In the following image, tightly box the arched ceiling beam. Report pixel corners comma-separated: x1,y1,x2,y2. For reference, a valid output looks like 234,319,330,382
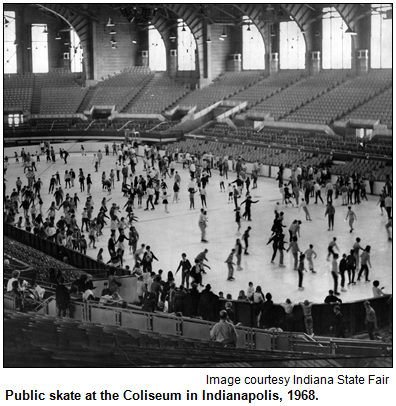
32,3,92,78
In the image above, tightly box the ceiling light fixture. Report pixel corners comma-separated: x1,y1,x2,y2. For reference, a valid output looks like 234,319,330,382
247,23,251,32
106,18,115,27
110,28,116,35
170,32,176,41
55,32,61,40
206,37,212,43
221,27,227,38
182,24,186,32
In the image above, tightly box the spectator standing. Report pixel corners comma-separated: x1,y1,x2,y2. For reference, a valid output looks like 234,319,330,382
55,276,70,317
364,301,377,340
333,305,345,338
299,300,314,337
280,299,295,331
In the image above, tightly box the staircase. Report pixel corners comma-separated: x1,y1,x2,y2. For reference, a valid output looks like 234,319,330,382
30,75,43,114
77,87,96,113
121,72,160,113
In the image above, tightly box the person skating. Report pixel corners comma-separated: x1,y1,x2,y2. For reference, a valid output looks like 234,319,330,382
345,206,357,233
325,202,335,231
198,209,208,242
225,249,236,281
304,244,317,273
240,195,259,221
297,253,307,290
331,253,341,295
242,226,251,255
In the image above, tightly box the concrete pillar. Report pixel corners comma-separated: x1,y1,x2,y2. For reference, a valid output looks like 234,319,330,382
138,50,148,67
356,49,369,76
310,51,321,75
169,49,177,78
270,52,279,74
63,53,71,70
227,54,241,72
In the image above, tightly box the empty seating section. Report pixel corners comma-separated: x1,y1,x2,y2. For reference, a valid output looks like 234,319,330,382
4,237,78,281
203,124,334,149
283,70,392,125
174,71,265,111
229,70,302,108
40,88,88,114
30,118,74,130
248,70,348,120
168,138,331,167
4,73,35,111
86,67,153,110
124,73,190,114
36,69,87,114
341,88,392,129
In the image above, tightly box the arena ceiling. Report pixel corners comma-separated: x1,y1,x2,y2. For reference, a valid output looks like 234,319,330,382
17,3,389,79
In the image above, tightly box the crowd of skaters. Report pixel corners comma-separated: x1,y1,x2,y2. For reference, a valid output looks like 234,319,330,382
3,143,392,339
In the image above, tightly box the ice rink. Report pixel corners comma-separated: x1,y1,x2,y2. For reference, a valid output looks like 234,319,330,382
4,145,392,304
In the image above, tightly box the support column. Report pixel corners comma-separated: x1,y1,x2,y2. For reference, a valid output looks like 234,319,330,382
310,51,321,75
138,50,148,67
169,49,177,78
227,54,241,72
270,52,279,74
204,23,212,80
356,49,369,75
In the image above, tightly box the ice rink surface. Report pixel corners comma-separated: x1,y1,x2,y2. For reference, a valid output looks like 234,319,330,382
5,148,392,304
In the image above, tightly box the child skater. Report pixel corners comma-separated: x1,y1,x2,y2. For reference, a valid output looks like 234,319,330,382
220,173,226,192
189,187,197,209
161,189,171,213
227,183,233,203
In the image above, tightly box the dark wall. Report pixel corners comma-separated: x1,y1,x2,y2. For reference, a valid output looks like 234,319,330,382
91,9,138,79
209,25,233,78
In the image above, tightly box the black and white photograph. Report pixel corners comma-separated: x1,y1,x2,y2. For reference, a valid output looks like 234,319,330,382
3,3,392,371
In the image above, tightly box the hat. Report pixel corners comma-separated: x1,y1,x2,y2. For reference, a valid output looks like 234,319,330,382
206,284,211,289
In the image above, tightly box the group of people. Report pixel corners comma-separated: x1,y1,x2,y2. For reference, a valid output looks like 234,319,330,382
4,142,392,343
